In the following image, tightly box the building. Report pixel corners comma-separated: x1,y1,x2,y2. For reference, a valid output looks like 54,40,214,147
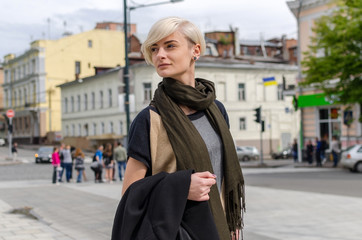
2,29,125,144
60,57,298,153
287,0,361,149
58,67,131,150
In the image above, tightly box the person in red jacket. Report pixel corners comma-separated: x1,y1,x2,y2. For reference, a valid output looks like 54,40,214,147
52,147,61,184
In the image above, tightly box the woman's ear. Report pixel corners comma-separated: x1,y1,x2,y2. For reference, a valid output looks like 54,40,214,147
193,43,201,58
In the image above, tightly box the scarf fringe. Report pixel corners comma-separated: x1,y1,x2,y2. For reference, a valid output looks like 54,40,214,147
225,183,246,233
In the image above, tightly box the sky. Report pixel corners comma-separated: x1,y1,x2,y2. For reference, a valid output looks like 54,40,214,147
0,0,297,62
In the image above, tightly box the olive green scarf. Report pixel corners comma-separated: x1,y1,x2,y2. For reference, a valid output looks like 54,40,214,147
151,77,245,239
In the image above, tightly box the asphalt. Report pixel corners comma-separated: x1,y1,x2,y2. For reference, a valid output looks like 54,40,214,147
1,151,362,240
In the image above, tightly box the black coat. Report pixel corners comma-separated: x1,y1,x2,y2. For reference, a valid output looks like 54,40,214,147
111,170,220,240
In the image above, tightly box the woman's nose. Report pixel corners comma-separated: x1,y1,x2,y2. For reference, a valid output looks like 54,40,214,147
156,47,166,59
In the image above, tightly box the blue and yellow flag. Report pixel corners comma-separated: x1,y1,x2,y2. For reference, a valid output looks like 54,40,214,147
263,77,277,86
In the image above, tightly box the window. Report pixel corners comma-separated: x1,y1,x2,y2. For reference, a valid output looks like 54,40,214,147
108,89,112,107
75,61,81,75
4,70,8,83
4,90,8,108
318,107,341,144
101,122,105,134
84,124,89,136
93,123,97,135
109,121,114,133
31,59,36,74
91,92,95,109
24,88,28,105
100,91,103,108
239,118,246,130
119,121,123,135
143,83,152,101
64,97,68,113
238,83,245,101
277,84,284,101
71,96,75,112
88,40,93,48
78,123,81,136
77,95,81,111
19,89,22,106
84,94,88,110
14,91,17,106
65,125,69,136
72,124,75,136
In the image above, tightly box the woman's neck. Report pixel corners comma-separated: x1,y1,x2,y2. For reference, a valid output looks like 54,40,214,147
179,105,196,115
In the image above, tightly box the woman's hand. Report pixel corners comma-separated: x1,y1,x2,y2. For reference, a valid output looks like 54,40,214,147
188,171,216,201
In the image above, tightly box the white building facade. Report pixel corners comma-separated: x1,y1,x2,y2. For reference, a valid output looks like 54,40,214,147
60,59,298,154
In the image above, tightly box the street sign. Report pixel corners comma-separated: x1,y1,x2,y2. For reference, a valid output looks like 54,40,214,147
6,109,15,118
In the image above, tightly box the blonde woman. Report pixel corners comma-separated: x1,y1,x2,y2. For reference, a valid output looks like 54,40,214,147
112,17,244,240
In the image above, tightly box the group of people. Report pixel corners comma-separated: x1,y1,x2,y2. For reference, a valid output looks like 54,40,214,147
90,141,127,183
51,143,87,184
305,136,340,167
51,141,127,185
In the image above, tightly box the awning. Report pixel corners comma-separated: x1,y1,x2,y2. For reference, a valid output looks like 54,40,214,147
298,93,333,108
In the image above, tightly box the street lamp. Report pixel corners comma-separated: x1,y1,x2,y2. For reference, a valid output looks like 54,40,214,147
122,0,183,137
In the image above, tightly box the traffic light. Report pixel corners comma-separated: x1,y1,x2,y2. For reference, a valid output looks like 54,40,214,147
292,95,298,111
254,107,261,123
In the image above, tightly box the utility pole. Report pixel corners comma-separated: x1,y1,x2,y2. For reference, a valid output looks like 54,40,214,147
47,88,54,132
296,0,304,163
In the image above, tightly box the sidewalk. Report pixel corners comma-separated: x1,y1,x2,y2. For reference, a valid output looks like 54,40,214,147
1,168,362,240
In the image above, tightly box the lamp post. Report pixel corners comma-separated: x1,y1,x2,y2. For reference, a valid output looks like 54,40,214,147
122,0,183,137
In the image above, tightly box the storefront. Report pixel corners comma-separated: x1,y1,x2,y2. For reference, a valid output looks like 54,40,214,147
298,93,361,149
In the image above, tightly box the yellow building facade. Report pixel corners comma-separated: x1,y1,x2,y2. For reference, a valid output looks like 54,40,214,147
2,29,125,143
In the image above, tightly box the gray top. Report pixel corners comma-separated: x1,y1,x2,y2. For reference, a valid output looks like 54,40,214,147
61,149,72,163
191,114,224,191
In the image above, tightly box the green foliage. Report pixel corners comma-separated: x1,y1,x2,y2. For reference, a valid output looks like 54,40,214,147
301,0,362,106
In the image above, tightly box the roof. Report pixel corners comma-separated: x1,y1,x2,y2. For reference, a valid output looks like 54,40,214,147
57,66,122,88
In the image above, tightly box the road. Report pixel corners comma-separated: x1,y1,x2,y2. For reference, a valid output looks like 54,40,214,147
0,145,362,240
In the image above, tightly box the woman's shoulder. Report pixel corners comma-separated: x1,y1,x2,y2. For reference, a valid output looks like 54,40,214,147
130,105,158,129
214,100,226,113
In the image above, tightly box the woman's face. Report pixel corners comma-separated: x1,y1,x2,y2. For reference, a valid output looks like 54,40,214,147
151,31,200,83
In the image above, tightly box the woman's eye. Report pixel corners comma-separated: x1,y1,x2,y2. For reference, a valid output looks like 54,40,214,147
151,48,157,52
167,44,175,49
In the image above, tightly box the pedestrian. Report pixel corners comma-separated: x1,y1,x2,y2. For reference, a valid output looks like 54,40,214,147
60,145,72,182
51,147,61,184
11,142,18,161
58,143,65,182
74,148,85,183
331,136,340,167
112,17,245,240
92,145,104,183
320,135,328,165
114,141,127,181
306,140,314,165
315,137,322,167
292,139,298,162
103,143,114,183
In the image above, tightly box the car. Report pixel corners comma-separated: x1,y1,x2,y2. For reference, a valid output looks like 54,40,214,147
341,144,362,173
35,146,53,163
272,147,293,159
0,138,5,146
236,146,259,161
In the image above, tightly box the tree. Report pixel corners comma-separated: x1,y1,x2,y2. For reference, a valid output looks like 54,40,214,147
301,0,362,107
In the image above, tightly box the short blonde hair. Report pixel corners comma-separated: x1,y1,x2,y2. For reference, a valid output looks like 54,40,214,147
141,17,206,65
